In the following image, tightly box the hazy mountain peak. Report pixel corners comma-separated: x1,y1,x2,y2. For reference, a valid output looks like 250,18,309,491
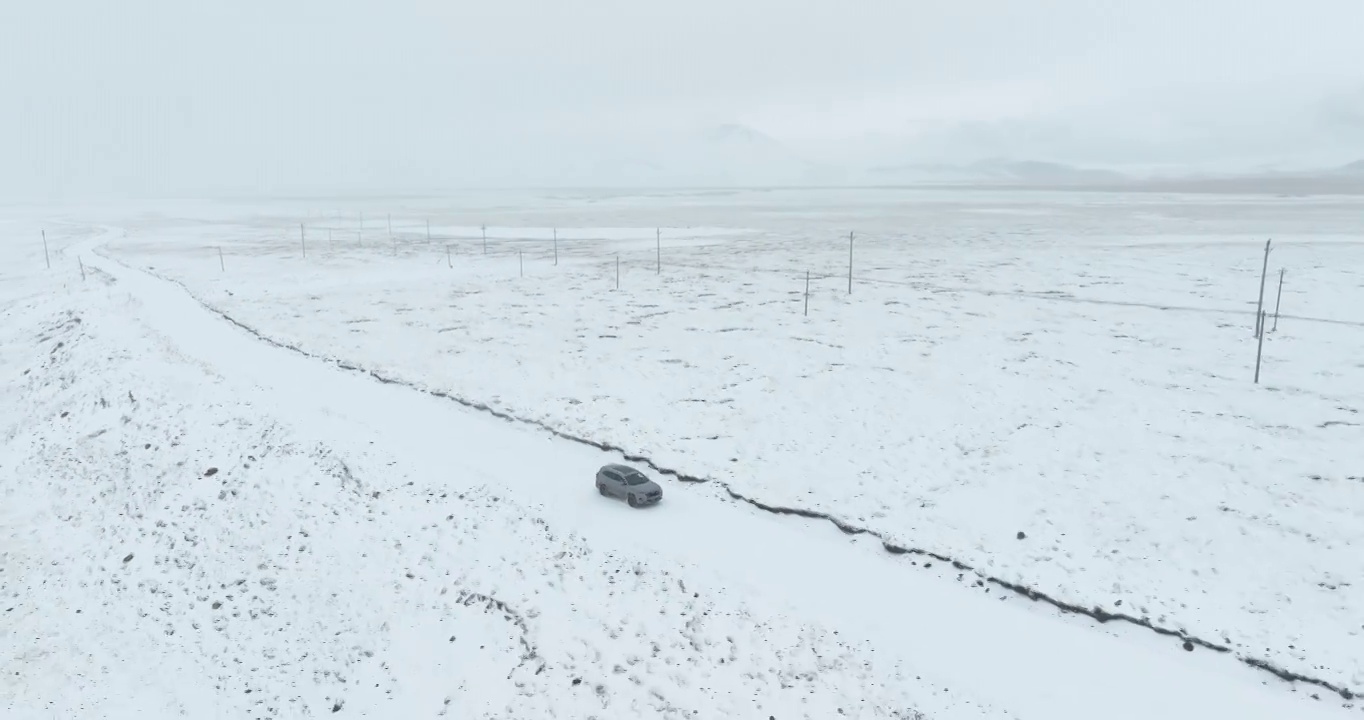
1336,159,1364,175
698,123,784,147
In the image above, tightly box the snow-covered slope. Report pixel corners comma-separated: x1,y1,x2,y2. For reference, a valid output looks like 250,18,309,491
1,226,984,719
5,200,1361,720
92,190,1364,707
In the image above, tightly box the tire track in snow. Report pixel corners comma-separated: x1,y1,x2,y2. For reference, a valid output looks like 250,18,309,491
121,257,1360,706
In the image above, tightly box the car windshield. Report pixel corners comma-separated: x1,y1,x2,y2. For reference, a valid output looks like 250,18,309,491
623,473,650,486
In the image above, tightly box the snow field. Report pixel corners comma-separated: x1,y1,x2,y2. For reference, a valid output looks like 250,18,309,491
1,235,980,719
102,190,1364,696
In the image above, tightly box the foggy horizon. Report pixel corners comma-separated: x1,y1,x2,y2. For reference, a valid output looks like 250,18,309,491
3,0,1363,199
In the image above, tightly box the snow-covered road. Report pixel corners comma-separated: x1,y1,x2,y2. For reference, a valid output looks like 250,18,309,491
71,223,1356,720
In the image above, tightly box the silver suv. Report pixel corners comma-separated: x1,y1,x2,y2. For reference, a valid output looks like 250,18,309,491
595,464,663,507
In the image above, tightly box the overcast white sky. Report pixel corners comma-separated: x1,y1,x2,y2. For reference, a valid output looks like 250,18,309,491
2,0,1362,196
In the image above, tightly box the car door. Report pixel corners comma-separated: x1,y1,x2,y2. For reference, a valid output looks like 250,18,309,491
602,469,624,498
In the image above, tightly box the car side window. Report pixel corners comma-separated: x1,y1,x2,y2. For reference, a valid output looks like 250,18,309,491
604,470,620,483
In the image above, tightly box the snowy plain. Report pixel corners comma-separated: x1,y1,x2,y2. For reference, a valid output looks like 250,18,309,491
103,189,1364,696
2,216,990,719
2,188,1362,719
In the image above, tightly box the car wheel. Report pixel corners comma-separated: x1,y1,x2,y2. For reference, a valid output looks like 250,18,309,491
598,483,608,496
627,494,638,508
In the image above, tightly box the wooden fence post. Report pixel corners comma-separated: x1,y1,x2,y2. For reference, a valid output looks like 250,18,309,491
1272,268,1285,332
1254,239,1271,337
1254,311,1267,383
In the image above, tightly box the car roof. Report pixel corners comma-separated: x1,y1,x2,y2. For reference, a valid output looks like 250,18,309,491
602,463,641,474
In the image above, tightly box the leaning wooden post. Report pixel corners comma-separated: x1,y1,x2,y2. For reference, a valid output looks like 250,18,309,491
79,257,86,281
1254,311,1267,384
301,223,307,258
42,230,51,269
218,246,225,271
1272,268,1285,332
1254,239,1271,337
553,228,558,266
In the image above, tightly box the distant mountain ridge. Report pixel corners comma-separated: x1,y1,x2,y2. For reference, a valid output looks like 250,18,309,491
865,159,1127,185
559,123,1364,190
1331,159,1364,175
